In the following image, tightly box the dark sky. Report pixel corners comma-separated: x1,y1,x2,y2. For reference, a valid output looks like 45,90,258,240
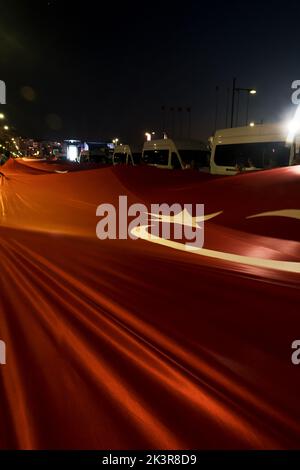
1,0,300,143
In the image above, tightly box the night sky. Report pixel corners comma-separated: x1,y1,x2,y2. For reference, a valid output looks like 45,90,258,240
1,0,300,143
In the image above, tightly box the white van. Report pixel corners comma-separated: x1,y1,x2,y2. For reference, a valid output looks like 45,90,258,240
142,138,210,170
210,124,295,175
79,142,113,164
112,145,141,166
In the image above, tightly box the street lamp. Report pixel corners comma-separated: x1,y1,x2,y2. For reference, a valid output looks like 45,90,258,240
0,113,5,120
230,78,257,127
3,125,9,130
244,89,257,125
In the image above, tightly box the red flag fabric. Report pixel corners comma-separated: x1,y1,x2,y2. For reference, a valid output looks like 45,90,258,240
0,158,300,449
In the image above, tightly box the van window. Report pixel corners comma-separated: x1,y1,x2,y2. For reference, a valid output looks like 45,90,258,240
142,149,169,165
114,152,127,164
214,142,290,169
179,149,210,169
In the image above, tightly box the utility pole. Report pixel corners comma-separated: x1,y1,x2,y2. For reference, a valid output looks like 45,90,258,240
214,86,219,134
187,107,191,139
235,89,240,127
225,87,230,128
230,77,236,128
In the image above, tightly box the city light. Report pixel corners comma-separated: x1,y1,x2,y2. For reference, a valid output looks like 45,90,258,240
67,144,78,161
3,125,8,130
249,89,257,95
249,122,255,127
286,104,300,143
145,132,151,141
0,113,4,119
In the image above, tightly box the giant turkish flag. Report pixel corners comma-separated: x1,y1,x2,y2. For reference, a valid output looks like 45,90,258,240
0,157,299,449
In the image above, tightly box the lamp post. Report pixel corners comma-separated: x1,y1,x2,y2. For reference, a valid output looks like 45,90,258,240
145,131,155,141
245,89,256,125
230,78,256,127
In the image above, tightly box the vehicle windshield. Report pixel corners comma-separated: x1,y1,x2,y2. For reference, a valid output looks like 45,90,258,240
142,149,169,165
88,146,112,163
178,149,210,169
214,141,290,169
114,153,127,164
